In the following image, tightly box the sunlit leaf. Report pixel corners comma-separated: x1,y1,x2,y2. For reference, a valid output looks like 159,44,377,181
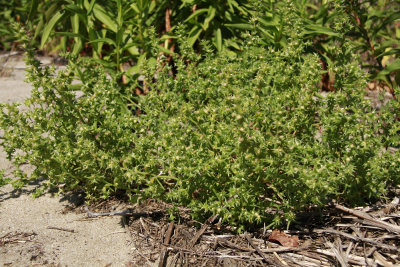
224,23,253,30
184,8,208,22
215,28,222,52
93,4,117,32
40,10,65,49
89,38,116,46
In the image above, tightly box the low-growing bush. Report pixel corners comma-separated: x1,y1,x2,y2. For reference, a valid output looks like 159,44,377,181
140,36,400,228
1,22,400,230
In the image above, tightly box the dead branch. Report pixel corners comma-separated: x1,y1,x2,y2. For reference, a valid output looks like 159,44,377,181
158,222,174,267
188,214,219,248
244,232,282,266
315,228,399,252
46,226,75,233
335,204,400,234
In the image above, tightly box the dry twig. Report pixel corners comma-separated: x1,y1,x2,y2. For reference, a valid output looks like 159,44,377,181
315,228,399,252
188,214,219,248
335,204,400,234
46,226,75,233
244,232,282,266
159,222,175,267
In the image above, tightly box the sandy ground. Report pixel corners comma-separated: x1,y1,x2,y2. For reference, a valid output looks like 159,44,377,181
0,54,135,266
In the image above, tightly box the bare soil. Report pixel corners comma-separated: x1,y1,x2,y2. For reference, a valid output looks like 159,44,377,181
0,53,399,267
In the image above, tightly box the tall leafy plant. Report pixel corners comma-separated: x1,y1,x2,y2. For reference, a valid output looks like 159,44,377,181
26,0,270,74
295,0,400,93
343,0,400,93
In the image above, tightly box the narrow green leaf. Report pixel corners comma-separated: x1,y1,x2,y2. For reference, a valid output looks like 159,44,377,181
130,3,140,13
148,0,156,13
116,28,124,47
215,28,222,52
160,34,178,41
87,0,96,15
55,32,86,39
258,17,279,27
203,6,216,31
229,0,248,15
34,16,44,39
64,4,85,14
374,60,400,82
184,8,208,22
383,60,400,74
225,39,241,50
71,14,83,56
224,23,253,30
303,24,340,37
40,11,65,49
91,58,117,68
127,46,140,56
93,4,117,32
127,54,146,75
157,45,174,54
378,48,400,58
44,3,60,21
117,0,122,27
120,41,138,53
89,38,116,46
188,27,203,47
27,0,39,22
373,11,400,36
68,83,83,91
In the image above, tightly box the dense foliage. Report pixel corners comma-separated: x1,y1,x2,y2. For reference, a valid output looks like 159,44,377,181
1,12,400,229
0,0,31,50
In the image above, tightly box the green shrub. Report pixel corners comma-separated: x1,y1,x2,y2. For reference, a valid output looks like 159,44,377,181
140,35,400,229
1,22,400,230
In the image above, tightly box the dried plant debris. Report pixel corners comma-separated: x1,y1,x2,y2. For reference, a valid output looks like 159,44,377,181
103,197,400,267
0,232,38,246
267,230,299,247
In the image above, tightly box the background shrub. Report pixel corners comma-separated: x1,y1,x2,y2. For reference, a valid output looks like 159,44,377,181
2,1,399,90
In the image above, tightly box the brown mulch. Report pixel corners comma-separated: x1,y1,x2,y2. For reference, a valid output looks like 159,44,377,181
80,191,400,267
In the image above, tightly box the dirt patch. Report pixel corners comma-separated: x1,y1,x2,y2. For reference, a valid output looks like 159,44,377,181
0,184,135,266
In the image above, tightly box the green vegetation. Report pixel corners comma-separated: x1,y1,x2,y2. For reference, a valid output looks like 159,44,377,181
0,1,399,230
0,0,31,50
